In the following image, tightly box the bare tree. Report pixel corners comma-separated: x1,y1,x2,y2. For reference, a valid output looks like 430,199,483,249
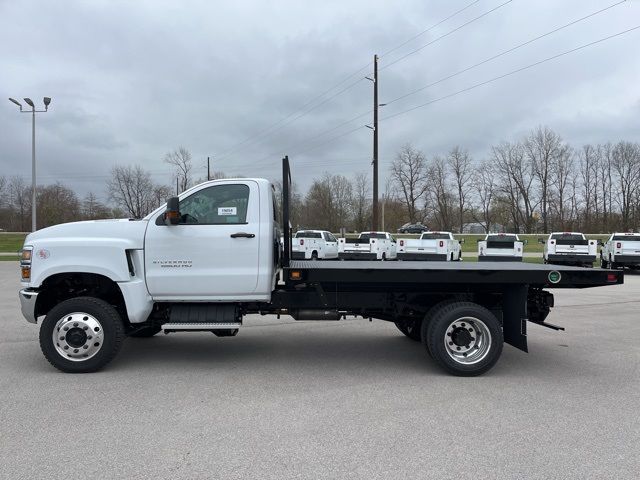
37,183,81,228
525,126,565,233
551,145,574,230
472,160,497,233
447,146,473,233
390,144,429,223
165,147,193,192
107,165,155,218
82,192,111,220
427,156,455,230
611,141,640,230
352,172,370,232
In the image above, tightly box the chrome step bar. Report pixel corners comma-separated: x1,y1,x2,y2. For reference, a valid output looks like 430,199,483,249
161,323,242,331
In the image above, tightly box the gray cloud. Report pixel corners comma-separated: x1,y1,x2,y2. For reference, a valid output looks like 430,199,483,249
1,0,639,199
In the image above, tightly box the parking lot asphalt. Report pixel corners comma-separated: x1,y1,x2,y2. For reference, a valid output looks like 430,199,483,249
1,262,639,480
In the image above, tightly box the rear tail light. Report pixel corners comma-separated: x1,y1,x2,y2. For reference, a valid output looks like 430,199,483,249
399,240,404,246
616,242,622,249
439,241,444,247
300,239,304,245
607,273,618,283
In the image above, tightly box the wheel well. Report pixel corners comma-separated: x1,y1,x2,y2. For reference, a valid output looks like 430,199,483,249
35,273,130,325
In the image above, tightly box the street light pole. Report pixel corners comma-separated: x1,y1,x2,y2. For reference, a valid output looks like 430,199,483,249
8,97,51,232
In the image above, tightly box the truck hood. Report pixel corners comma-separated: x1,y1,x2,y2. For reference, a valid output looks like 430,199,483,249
25,218,148,249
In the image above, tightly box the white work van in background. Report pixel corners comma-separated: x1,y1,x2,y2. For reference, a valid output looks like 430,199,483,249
601,233,640,269
397,231,462,261
291,230,339,260
478,233,524,261
338,231,397,260
540,232,596,267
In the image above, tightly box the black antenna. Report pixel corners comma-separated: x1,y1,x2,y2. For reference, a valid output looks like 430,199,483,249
282,155,291,267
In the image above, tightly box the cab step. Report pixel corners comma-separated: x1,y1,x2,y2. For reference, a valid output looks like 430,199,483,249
161,322,242,331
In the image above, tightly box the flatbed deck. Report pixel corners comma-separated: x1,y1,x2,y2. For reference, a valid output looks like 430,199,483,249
286,260,622,288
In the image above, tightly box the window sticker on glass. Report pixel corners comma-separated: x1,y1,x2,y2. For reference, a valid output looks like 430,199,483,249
218,207,237,216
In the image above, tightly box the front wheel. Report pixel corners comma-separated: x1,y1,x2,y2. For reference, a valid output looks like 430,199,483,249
39,296,125,373
424,302,503,376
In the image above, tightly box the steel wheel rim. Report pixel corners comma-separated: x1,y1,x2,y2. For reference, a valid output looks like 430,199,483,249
52,312,104,362
443,316,492,365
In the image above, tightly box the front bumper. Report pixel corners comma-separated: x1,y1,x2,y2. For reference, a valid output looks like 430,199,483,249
478,255,523,262
397,253,447,261
547,254,596,264
19,289,39,324
339,252,378,260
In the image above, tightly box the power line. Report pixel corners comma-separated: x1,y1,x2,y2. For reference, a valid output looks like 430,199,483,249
214,0,483,163
381,25,640,123
381,0,515,71
380,0,481,58
383,0,627,107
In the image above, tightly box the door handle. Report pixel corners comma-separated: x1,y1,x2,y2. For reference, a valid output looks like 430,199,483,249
230,232,255,238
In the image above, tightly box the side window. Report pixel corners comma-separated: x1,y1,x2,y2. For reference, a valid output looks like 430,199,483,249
323,232,331,242
179,184,250,225
328,233,337,242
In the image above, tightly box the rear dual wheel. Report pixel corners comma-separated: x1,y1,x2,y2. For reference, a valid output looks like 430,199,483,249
421,301,503,376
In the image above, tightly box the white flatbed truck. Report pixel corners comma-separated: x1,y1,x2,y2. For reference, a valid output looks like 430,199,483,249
18,157,623,376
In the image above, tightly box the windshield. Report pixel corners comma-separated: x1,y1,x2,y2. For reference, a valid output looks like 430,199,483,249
421,233,450,240
295,231,322,239
612,235,640,242
359,233,386,240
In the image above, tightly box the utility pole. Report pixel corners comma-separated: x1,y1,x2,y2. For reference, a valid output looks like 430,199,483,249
8,97,51,232
176,177,179,195
372,54,379,231
207,156,211,181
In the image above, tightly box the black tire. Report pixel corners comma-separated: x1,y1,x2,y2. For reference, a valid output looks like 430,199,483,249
39,296,125,373
424,301,503,376
395,319,422,341
129,325,162,338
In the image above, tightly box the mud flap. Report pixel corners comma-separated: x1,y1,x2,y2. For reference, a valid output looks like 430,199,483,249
502,285,528,352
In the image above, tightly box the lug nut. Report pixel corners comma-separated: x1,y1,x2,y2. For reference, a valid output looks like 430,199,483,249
60,336,65,341
73,323,78,327
94,342,100,347
94,327,100,332
456,346,461,351
73,349,79,353
83,326,88,330
63,345,69,350
63,327,69,331
449,342,453,346
83,345,88,349
83,316,88,321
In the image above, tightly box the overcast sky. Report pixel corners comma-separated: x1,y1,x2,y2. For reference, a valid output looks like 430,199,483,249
1,0,639,201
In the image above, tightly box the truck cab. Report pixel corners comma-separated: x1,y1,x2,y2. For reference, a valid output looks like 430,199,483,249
291,230,339,260
397,231,462,261
478,233,524,262
541,232,596,267
337,231,397,260
601,233,640,269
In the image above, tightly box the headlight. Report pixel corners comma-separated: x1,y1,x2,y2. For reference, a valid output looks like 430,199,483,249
20,246,33,281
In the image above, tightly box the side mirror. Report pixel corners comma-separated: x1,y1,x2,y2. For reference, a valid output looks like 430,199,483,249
476,238,482,243
523,239,528,246
458,238,465,244
538,238,545,244
164,196,181,225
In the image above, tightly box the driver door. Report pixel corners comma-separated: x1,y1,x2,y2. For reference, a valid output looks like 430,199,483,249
145,181,260,300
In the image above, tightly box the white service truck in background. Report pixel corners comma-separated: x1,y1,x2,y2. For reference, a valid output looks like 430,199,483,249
397,231,462,261
478,233,524,262
291,230,339,260
338,232,397,260
541,232,596,267
601,233,640,269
